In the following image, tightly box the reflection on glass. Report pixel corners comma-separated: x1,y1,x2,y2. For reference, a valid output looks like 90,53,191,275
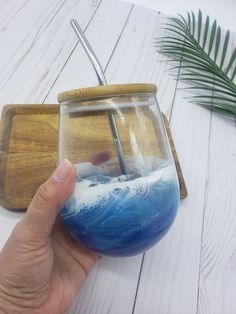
58,85,179,257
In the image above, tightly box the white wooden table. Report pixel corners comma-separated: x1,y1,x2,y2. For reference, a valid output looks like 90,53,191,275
0,1,236,313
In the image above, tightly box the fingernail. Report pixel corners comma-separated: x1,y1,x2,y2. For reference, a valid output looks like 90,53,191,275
53,159,72,182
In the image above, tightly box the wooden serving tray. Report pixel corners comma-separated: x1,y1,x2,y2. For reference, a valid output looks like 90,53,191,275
0,104,187,210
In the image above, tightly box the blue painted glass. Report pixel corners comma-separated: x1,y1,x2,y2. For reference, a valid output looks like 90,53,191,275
60,161,179,257
58,84,180,257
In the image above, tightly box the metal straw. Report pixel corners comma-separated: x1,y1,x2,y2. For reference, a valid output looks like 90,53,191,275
70,19,127,175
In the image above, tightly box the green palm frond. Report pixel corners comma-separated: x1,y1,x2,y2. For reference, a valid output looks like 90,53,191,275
155,10,236,117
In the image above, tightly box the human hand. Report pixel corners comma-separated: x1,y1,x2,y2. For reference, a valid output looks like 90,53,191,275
0,159,99,314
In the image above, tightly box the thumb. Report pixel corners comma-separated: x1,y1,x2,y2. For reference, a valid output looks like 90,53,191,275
23,159,76,236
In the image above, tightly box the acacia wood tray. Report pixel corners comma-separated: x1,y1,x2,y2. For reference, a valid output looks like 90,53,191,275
0,104,187,210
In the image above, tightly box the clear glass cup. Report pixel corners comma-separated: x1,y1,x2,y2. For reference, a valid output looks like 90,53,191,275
58,83,179,257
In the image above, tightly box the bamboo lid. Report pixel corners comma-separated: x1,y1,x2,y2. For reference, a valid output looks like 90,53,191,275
57,83,157,103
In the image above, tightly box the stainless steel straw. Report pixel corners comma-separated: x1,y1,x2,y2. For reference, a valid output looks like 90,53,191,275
70,19,127,175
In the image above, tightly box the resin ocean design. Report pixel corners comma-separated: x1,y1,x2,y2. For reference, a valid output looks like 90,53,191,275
60,160,179,257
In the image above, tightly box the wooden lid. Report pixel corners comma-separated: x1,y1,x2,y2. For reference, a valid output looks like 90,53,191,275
57,83,157,103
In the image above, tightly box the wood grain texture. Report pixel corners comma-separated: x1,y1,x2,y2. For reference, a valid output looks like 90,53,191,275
0,0,29,29
67,5,189,314
0,0,102,109
57,83,157,102
198,114,236,314
0,105,59,209
197,32,236,314
0,103,186,211
0,0,68,102
104,7,177,116
162,114,187,199
133,80,212,313
132,17,236,314
0,0,235,313
44,3,146,314
71,255,144,314
45,0,134,102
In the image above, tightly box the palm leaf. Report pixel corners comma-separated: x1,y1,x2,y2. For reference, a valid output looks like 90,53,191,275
155,10,236,117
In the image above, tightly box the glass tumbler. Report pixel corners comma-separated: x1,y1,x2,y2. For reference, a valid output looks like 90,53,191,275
58,83,179,257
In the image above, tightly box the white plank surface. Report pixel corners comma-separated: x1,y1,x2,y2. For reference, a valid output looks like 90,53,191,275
68,5,180,314
0,0,68,96
198,32,236,314
44,1,145,313
0,0,102,245
0,0,102,108
133,85,211,314
45,0,133,101
104,7,177,116
0,1,236,314
198,113,236,314
0,0,29,28
124,0,236,32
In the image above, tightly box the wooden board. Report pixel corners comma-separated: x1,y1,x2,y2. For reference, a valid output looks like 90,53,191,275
0,104,187,210
0,105,59,209
0,1,235,313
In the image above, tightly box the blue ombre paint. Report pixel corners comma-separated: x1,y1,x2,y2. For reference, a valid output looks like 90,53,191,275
60,163,179,257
